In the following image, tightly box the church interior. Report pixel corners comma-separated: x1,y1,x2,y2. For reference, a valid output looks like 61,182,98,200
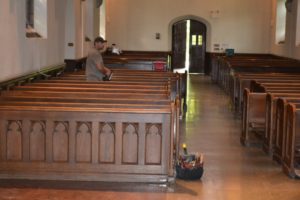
1,0,300,199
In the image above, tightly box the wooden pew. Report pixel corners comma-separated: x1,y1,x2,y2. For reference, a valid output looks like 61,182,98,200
282,104,300,178
235,75,300,104
6,81,175,103
63,68,186,89
0,89,180,182
103,51,170,71
26,82,167,90
3,76,180,157
0,96,171,107
10,86,169,97
241,87,300,146
0,66,184,182
1,83,172,103
211,54,280,83
264,94,300,155
0,102,177,183
1,90,168,100
214,57,300,92
241,88,266,146
46,70,188,114
235,76,300,113
212,53,300,104
252,82,300,93
55,70,180,96
63,69,181,84
65,51,171,72
73,68,175,76
211,54,300,179
272,99,300,164
61,69,188,112
37,79,169,86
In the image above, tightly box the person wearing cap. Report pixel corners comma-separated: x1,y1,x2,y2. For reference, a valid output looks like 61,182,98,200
86,36,113,81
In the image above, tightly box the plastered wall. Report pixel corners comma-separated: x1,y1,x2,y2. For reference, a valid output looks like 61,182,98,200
0,0,99,82
0,0,66,81
106,0,272,53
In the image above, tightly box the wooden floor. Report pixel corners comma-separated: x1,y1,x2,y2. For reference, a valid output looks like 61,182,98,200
1,75,300,200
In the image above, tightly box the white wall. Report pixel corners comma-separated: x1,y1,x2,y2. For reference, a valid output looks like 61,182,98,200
106,0,272,53
86,0,94,40
5,0,299,82
64,0,85,60
0,0,102,82
0,0,66,82
64,0,76,59
99,0,106,38
65,0,99,60
270,0,300,59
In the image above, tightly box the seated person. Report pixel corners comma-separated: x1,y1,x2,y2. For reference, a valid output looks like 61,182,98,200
86,37,113,81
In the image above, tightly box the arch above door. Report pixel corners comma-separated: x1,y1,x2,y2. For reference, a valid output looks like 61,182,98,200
168,15,211,52
170,16,211,73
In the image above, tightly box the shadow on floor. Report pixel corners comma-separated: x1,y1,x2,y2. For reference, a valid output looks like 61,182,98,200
0,179,200,196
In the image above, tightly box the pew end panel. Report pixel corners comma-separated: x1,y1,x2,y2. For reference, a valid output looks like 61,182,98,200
0,108,175,183
273,100,300,164
237,79,252,114
273,98,288,164
241,88,266,146
263,93,276,155
282,104,299,178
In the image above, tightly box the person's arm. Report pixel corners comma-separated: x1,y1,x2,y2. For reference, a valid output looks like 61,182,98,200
96,62,111,75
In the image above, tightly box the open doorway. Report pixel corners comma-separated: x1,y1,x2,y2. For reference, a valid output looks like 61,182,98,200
172,19,207,73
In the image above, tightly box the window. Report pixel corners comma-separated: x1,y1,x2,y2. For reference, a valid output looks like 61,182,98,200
26,0,34,29
198,35,203,46
296,0,300,46
275,0,287,44
192,35,197,46
191,35,203,46
26,0,48,38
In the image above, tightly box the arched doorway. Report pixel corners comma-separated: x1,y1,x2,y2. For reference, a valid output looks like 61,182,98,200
172,19,207,73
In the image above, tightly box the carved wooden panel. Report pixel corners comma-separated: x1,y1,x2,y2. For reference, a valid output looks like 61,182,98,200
122,123,138,164
30,121,46,161
53,122,69,162
6,120,22,161
99,122,115,163
76,122,92,163
145,124,162,165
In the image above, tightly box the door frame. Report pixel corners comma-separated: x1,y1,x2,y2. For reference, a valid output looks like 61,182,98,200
168,15,211,51
168,15,211,71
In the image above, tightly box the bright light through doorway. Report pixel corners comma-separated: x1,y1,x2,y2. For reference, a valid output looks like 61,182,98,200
185,20,191,72
174,20,191,73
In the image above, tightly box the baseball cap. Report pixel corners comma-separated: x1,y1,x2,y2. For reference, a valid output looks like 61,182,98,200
94,36,107,44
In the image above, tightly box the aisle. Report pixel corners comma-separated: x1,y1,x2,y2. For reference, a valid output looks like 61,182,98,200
177,75,300,200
